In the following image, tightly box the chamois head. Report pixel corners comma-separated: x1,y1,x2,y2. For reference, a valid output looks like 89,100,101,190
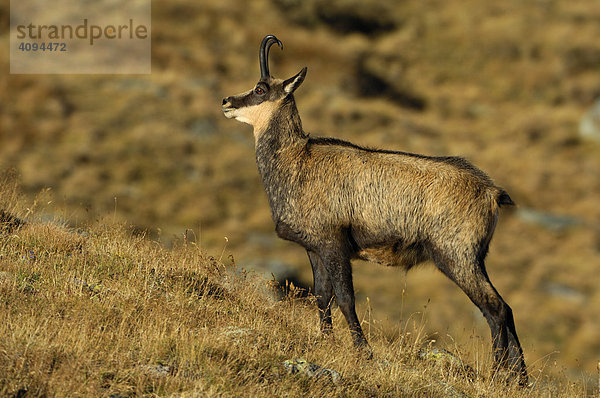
222,35,307,135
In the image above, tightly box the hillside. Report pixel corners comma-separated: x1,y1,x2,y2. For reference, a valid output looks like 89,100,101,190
1,0,600,389
0,202,588,396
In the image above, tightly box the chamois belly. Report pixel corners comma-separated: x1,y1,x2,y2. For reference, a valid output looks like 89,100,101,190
355,241,428,269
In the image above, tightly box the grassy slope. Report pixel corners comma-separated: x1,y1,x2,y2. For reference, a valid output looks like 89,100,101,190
0,208,588,396
1,0,600,388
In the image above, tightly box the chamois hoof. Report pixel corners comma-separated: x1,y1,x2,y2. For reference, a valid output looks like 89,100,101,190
357,344,374,360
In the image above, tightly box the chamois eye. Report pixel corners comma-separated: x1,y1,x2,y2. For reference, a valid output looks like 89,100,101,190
255,87,265,95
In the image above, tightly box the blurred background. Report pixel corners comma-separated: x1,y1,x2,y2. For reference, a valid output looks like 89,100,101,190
1,0,599,383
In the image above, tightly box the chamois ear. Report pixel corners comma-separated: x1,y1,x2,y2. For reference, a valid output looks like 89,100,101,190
283,67,307,95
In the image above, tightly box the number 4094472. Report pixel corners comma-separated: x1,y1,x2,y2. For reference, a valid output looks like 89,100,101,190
18,42,67,52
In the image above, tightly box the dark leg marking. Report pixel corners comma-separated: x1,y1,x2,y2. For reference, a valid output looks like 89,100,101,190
433,253,527,385
307,250,334,334
316,244,371,356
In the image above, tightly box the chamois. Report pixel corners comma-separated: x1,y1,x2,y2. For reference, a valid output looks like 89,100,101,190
221,35,527,384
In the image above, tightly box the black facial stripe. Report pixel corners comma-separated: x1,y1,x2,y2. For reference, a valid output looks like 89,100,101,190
228,80,284,108
229,89,266,108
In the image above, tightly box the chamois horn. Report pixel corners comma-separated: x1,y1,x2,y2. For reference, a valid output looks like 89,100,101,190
259,35,283,79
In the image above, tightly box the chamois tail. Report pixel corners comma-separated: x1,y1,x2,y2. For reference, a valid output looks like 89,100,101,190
497,189,515,207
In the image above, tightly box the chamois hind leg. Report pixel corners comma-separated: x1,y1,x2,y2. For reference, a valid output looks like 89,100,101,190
316,245,371,355
433,253,527,385
307,250,334,334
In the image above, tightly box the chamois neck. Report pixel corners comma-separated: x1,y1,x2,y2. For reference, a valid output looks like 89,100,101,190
255,97,307,153
256,96,308,215
254,97,308,200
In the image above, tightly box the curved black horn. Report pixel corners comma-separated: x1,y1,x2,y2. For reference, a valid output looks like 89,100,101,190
259,35,283,79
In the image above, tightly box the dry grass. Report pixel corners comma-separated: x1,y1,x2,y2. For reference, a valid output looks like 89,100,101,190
0,201,590,396
1,0,600,390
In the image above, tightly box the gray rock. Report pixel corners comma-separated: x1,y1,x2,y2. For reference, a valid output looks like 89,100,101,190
140,364,171,378
544,282,586,304
282,358,341,384
579,99,600,143
516,207,582,231
221,326,253,339
419,348,463,366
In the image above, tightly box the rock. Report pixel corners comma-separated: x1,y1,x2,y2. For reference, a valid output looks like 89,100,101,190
140,364,171,378
419,348,463,365
516,208,582,231
221,326,253,339
282,358,341,384
544,282,586,304
579,99,600,143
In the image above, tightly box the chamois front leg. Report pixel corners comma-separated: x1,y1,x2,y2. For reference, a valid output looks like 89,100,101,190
307,250,334,334
316,245,372,357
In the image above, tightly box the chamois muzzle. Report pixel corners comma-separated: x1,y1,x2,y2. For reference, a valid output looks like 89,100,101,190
259,35,283,79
